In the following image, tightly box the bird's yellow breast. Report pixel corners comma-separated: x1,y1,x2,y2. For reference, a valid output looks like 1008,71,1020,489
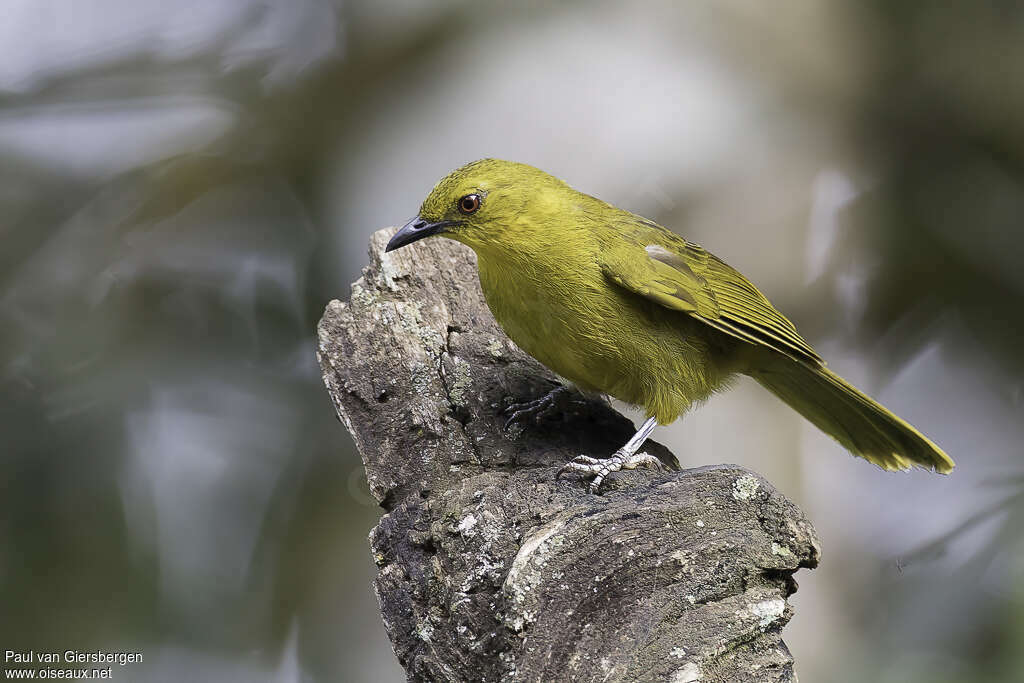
477,256,604,391
475,249,732,424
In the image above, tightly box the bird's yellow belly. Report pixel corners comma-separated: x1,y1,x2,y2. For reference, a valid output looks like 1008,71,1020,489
477,260,727,424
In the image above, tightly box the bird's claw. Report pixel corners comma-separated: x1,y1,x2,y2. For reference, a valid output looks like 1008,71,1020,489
503,385,582,432
556,451,664,493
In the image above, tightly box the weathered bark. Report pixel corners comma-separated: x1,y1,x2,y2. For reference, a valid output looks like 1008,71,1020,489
316,229,821,683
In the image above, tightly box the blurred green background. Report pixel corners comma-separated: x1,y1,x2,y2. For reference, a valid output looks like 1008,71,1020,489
1,1,1022,681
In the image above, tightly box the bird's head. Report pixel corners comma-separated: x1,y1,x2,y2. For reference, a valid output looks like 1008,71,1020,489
386,159,584,257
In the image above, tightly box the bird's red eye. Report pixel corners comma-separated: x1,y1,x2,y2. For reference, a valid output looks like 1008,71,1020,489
458,194,481,214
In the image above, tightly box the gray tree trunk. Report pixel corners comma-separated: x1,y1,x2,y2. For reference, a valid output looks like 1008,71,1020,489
316,229,821,683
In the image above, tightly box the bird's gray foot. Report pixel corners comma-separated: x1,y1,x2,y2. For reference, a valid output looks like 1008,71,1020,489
503,385,583,431
556,450,665,493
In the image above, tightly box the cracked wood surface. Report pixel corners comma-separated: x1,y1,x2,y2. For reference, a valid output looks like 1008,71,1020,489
316,228,821,683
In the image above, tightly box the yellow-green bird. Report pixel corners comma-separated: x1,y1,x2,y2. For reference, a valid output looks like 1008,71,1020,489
386,159,954,491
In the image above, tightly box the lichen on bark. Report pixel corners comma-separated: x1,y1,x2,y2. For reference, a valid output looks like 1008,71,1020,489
317,229,821,682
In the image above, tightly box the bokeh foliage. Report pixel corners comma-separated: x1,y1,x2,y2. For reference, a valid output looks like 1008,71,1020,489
1,2,1021,681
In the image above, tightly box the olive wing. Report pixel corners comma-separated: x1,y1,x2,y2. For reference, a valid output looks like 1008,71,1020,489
599,226,823,366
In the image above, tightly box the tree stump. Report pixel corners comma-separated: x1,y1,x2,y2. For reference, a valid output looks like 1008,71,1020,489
316,228,821,683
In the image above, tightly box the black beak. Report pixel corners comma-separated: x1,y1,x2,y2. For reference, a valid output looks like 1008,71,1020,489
385,217,459,253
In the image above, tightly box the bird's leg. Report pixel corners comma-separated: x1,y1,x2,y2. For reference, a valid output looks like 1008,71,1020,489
503,384,584,431
557,416,663,493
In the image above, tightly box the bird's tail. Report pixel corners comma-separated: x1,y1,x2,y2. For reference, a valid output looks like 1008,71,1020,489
750,360,954,473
